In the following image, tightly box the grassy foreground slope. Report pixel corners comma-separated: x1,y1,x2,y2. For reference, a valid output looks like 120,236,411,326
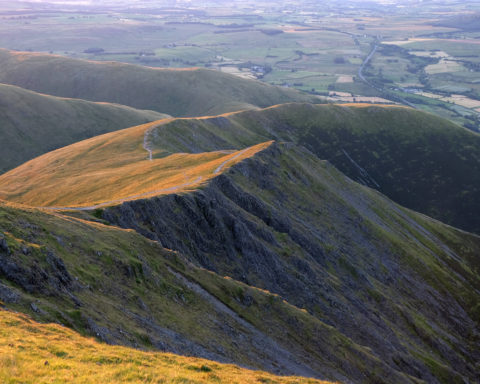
0,83,168,173
0,201,413,383
0,309,330,384
0,49,318,117
145,103,480,234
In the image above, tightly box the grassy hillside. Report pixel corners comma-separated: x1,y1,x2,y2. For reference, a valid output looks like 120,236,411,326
0,309,332,384
0,83,168,173
143,103,480,234
0,49,318,117
0,117,272,207
1,102,479,382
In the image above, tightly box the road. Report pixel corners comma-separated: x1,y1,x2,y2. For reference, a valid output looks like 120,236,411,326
358,44,378,84
358,43,417,109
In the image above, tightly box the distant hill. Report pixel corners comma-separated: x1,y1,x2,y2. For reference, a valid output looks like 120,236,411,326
0,49,318,117
0,83,168,173
432,13,480,31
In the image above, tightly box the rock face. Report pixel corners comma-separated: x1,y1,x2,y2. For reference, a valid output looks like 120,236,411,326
0,282,20,303
0,247,73,296
104,142,480,384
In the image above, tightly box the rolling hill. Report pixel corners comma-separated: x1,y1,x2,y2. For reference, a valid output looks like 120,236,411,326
0,117,272,208
0,103,479,382
0,49,318,117
0,83,168,173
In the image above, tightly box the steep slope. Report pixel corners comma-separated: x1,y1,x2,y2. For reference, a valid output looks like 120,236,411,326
0,309,333,384
1,103,479,383
0,49,318,117
103,142,480,384
0,201,412,383
141,103,480,234
0,83,168,173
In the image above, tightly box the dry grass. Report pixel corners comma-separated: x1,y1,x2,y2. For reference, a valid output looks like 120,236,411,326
0,119,272,208
0,309,330,384
335,75,354,84
425,59,464,74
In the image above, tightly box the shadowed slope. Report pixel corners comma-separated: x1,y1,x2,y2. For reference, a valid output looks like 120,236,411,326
0,83,168,173
143,103,480,234
0,49,318,117
0,201,412,383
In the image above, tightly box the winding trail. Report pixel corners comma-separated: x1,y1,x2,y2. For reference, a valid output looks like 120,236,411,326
143,126,154,161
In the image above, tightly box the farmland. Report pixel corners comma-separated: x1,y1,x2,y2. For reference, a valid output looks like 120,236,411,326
0,0,479,129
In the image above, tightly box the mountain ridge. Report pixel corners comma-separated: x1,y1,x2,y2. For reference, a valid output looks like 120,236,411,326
0,48,319,118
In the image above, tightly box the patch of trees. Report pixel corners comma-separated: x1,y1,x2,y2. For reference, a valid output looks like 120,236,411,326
84,47,104,54
217,23,255,28
464,114,480,132
214,29,253,34
238,61,272,77
259,29,283,36
462,61,480,72
295,50,319,57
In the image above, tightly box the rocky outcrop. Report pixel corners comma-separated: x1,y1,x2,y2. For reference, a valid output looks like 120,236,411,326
0,282,20,304
0,247,73,296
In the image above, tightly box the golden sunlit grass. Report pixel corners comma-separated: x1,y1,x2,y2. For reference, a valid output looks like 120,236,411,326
0,309,330,384
0,118,272,208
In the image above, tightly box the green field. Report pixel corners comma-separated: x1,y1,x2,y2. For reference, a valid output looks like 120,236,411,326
1,0,478,129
